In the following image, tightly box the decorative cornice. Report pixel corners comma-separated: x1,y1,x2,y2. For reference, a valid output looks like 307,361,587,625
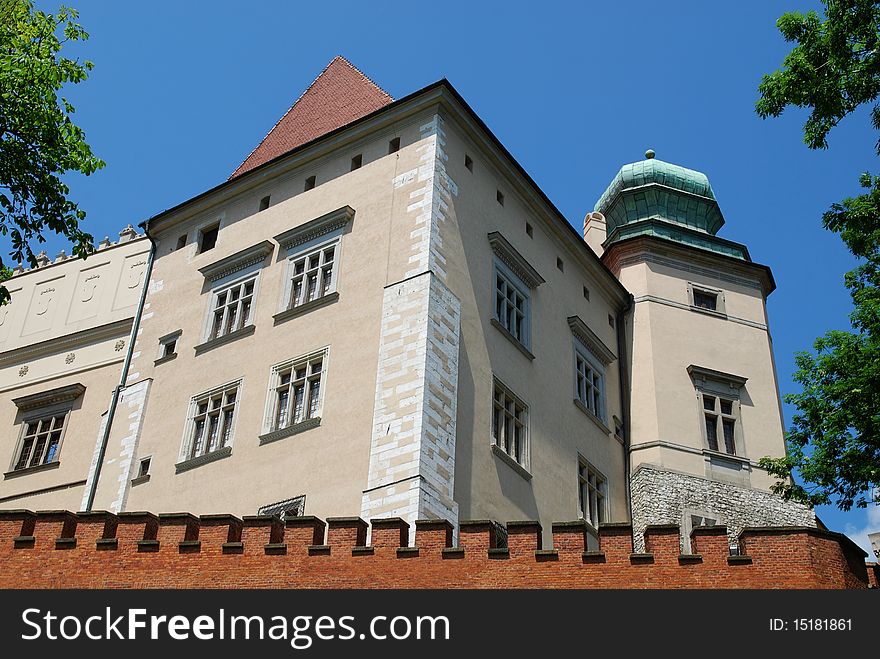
198,240,274,282
567,315,616,364
687,364,748,389
487,232,544,288
12,383,86,412
0,318,133,366
274,206,355,251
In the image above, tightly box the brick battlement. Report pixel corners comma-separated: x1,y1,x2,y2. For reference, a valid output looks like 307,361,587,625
0,510,873,589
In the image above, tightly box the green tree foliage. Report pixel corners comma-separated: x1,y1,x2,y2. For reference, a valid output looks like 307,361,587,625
0,0,103,304
756,0,880,510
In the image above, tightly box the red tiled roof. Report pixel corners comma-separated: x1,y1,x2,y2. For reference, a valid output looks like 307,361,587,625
229,56,393,179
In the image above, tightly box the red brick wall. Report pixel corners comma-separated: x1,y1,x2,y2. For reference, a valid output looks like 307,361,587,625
0,511,873,589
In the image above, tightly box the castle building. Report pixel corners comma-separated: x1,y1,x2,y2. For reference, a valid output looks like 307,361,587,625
0,57,813,549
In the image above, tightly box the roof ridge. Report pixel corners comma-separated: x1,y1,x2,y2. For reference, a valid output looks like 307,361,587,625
229,56,393,180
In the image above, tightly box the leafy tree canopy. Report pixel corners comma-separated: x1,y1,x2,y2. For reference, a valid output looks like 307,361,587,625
756,0,880,510
0,0,103,304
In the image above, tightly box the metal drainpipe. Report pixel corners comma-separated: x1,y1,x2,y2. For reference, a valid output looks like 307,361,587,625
616,293,635,526
83,223,157,512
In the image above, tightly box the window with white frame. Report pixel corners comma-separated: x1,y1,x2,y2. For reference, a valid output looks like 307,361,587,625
267,351,326,433
9,383,84,474
209,277,256,340
13,412,68,471
701,393,738,455
574,343,606,422
494,265,529,346
492,379,528,468
578,459,607,528
286,240,338,310
688,365,747,458
185,382,239,460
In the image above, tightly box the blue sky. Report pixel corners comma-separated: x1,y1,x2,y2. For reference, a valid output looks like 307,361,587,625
22,0,877,555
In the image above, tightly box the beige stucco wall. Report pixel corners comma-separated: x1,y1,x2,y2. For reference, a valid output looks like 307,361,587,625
613,245,786,492
438,113,629,532
0,234,148,509
101,112,443,518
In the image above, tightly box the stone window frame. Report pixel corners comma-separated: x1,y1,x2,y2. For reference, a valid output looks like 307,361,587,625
259,348,329,445
6,384,85,478
688,365,748,458
155,329,182,365
259,495,306,521
490,376,531,477
488,231,544,358
577,456,608,530
567,315,615,432
176,379,242,473
273,206,354,324
687,281,727,318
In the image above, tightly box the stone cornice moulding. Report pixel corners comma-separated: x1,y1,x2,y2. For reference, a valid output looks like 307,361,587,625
0,318,133,367
567,315,616,365
687,364,748,390
487,232,544,289
274,206,355,251
12,382,86,412
198,240,275,282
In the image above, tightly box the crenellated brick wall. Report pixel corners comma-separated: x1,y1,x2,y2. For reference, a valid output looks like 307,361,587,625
0,510,873,589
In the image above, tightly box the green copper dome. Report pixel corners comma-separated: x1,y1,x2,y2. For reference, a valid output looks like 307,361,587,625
594,151,748,260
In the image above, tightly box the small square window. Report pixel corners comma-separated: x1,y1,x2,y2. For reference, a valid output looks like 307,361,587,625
304,175,316,191
465,154,473,172
693,290,717,311
137,456,151,478
388,137,400,154
199,225,219,253
163,338,177,357
608,314,615,328
557,257,564,272
496,190,505,206
176,234,187,250
583,286,591,301
259,195,271,211
351,154,362,171
525,222,533,238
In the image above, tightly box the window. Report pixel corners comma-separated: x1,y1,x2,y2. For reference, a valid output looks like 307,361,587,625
259,496,306,521
583,285,590,301
259,195,271,211
137,457,151,478
286,241,338,310
496,190,505,205
556,257,564,272
464,154,473,171
157,330,181,362
578,460,607,528
702,393,738,455
8,383,84,475
185,383,239,460
608,314,615,328
199,224,219,253
494,267,529,345
388,137,400,154
688,283,726,316
574,344,606,422
13,412,67,471
688,365,748,458
492,379,528,468
209,277,256,339
176,234,187,250
488,232,545,353
350,154,362,171
525,222,533,238
270,352,325,431
304,175,316,191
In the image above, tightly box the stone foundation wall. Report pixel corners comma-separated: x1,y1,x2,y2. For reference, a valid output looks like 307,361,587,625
631,464,815,551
